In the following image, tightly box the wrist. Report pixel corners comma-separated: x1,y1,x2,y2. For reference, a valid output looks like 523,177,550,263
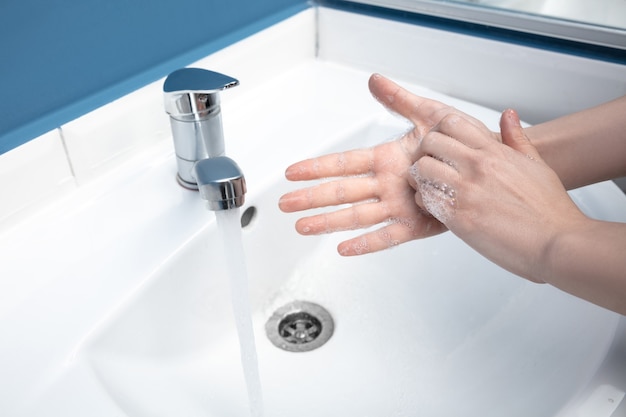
536,211,591,286
539,215,622,306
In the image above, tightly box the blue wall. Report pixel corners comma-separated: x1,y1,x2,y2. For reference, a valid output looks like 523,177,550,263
0,0,309,154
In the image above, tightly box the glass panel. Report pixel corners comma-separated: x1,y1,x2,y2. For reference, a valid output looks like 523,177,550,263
449,0,626,30
343,0,626,50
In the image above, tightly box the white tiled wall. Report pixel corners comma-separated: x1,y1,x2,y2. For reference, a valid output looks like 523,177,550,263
0,130,76,231
61,83,172,186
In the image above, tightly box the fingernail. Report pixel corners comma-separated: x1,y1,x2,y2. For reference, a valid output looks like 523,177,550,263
278,194,293,209
504,109,521,126
279,191,295,200
284,165,301,178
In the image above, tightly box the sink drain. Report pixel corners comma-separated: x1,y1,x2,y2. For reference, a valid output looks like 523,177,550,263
265,301,334,352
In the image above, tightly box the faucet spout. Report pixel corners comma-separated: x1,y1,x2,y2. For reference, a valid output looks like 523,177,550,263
163,68,239,190
193,156,246,211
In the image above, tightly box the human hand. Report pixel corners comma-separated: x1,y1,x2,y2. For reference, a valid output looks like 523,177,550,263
410,108,588,282
279,74,489,256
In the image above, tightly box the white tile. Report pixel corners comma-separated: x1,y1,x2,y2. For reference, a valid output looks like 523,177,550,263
0,130,76,231
60,9,316,186
61,82,172,185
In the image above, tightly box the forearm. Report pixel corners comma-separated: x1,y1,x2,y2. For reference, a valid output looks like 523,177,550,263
543,218,626,315
525,95,626,190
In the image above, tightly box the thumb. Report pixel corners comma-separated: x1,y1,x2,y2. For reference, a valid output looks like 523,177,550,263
500,109,541,160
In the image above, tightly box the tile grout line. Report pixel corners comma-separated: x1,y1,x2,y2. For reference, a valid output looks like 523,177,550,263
57,126,78,185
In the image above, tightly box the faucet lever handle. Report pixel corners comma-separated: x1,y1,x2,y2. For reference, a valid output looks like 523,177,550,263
164,68,239,94
163,68,239,120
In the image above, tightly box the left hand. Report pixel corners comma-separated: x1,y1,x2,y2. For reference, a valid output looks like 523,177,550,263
278,74,485,255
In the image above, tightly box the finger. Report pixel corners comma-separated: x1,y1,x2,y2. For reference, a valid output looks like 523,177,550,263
337,215,447,256
368,74,490,136
416,130,476,172
410,156,461,193
278,176,378,213
500,109,542,161
410,157,460,223
368,74,450,131
285,148,374,181
431,113,496,150
293,201,388,235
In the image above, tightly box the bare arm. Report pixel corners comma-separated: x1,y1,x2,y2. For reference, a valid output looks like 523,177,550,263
545,218,626,314
525,96,626,312
527,95,626,190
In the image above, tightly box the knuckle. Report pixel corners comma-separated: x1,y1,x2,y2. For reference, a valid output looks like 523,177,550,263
438,113,461,131
420,132,435,149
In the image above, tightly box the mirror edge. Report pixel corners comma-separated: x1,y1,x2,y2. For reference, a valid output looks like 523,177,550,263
332,0,626,51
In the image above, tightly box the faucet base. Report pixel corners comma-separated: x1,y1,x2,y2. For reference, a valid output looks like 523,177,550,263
176,174,199,191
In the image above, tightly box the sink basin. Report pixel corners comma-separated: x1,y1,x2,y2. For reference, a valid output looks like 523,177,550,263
14,73,622,415
78,180,619,417
2,9,626,417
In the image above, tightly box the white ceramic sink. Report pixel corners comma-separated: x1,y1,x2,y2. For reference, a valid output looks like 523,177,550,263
6,66,624,416
79,182,621,417
1,9,626,417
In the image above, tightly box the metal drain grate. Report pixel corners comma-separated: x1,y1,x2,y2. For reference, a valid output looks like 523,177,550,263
265,301,334,352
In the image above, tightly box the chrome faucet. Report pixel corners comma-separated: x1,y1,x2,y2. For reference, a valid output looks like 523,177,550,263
164,68,246,210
